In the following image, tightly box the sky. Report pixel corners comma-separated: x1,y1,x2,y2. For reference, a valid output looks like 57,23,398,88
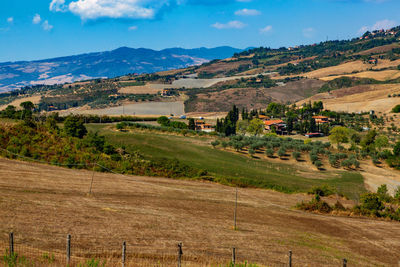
0,0,399,62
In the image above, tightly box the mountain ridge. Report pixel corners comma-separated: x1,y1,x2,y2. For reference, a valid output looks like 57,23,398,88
0,46,244,92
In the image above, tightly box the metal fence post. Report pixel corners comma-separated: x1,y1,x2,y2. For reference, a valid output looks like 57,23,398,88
9,232,14,256
66,234,71,266
288,250,292,267
343,258,347,267
122,241,126,267
177,242,183,267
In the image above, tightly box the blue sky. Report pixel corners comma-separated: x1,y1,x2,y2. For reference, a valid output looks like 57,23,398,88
0,0,399,62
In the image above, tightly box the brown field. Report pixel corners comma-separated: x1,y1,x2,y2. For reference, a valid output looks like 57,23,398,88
118,84,161,94
1,158,400,266
186,79,324,112
0,95,42,110
356,43,400,55
196,60,252,76
321,69,400,82
297,84,400,113
303,61,370,79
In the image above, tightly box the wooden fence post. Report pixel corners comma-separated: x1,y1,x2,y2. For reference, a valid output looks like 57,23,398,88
177,242,183,267
9,232,14,256
122,241,126,267
232,247,236,266
343,258,347,267
234,187,238,230
288,250,292,267
66,234,71,266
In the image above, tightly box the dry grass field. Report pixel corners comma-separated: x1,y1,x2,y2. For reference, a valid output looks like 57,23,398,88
1,158,400,266
297,84,400,113
321,69,400,82
0,95,41,111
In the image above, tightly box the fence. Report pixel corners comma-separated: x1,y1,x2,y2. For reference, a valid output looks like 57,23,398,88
1,232,349,267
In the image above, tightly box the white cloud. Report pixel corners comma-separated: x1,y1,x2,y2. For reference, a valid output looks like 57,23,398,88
33,14,42,24
128,25,138,31
303,27,315,38
212,20,246,29
234,8,260,16
50,0,67,12
358,19,397,34
260,25,272,34
66,0,165,20
7,17,14,24
42,20,54,31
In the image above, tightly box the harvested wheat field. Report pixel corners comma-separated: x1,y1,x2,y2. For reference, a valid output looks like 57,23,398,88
321,69,400,82
1,158,400,266
297,84,400,113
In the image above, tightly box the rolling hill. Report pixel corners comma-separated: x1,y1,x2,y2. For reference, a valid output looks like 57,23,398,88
0,46,243,92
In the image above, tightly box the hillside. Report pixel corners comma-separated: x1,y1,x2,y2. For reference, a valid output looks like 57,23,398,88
2,27,400,115
2,157,400,266
0,46,243,92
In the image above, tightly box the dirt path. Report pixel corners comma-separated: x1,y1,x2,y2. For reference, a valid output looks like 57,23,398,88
0,158,400,266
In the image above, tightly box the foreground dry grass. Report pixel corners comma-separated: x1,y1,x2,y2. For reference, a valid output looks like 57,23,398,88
1,158,400,266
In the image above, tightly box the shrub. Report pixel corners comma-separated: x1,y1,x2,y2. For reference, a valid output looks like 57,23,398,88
277,148,286,158
392,104,400,113
314,160,323,169
211,140,220,148
292,151,301,161
265,148,274,158
360,193,384,212
296,196,332,213
248,148,255,157
309,152,318,163
308,185,335,196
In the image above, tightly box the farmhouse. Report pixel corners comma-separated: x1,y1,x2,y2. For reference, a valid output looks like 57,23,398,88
312,115,329,124
195,120,214,132
264,119,287,135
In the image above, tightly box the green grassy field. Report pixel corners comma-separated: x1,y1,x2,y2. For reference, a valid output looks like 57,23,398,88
87,124,366,199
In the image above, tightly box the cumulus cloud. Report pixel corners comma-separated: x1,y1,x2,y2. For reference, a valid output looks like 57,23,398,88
7,17,14,24
128,25,138,31
212,20,246,29
50,0,244,20
42,20,54,31
358,19,397,34
260,25,272,34
234,8,260,16
50,0,67,12
33,14,42,24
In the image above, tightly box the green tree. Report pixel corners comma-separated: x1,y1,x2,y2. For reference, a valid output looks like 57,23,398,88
188,118,195,130
360,193,384,211
64,116,87,138
4,105,16,118
236,120,249,135
328,126,349,148
247,118,264,136
374,135,389,152
157,116,170,127
394,141,400,156
360,130,377,152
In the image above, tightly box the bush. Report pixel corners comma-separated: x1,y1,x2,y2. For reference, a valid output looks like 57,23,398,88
309,152,318,163
277,148,286,158
296,196,332,213
392,104,400,113
265,148,274,158
308,185,335,196
314,160,323,169
248,148,255,157
211,140,220,148
292,151,301,161
360,193,384,212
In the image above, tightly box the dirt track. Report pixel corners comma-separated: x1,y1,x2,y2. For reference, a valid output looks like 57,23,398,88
1,158,400,266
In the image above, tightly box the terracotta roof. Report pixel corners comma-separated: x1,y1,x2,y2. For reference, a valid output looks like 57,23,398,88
312,116,328,119
264,119,284,126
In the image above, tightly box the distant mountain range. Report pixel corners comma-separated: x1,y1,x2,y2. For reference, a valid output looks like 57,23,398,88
0,46,244,92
